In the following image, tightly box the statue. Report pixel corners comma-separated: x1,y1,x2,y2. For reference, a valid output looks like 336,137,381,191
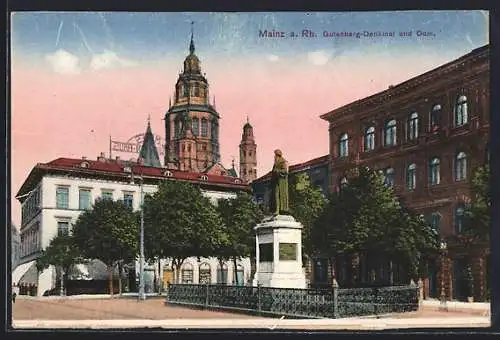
269,149,290,215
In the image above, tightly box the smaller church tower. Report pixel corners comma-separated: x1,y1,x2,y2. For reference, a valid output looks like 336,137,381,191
139,115,162,168
239,117,257,183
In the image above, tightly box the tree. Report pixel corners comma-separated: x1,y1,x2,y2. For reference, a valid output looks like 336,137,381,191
464,165,490,241
217,192,263,285
288,173,328,259
312,166,439,286
72,198,139,296
143,180,226,284
36,233,82,296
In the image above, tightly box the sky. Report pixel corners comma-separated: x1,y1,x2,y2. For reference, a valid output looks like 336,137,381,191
10,11,489,226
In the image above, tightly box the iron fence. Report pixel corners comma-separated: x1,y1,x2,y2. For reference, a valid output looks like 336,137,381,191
166,283,418,319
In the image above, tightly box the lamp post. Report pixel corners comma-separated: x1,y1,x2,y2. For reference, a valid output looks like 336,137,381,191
439,240,448,311
137,174,146,301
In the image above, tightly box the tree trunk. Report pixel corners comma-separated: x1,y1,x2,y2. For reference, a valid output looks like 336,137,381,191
389,260,394,285
218,258,225,284
233,257,238,285
158,260,162,294
118,262,123,295
59,267,64,296
108,265,114,296
330,257,336,285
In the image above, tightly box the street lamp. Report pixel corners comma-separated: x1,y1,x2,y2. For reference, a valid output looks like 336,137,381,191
131,172,146,301
439,240,448,311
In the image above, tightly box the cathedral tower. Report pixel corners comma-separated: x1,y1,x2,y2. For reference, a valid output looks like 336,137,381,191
239,117,257,183
164,23,221,172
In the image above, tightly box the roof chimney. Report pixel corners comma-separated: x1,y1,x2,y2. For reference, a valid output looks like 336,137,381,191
82,156,87,160
97,152,106,162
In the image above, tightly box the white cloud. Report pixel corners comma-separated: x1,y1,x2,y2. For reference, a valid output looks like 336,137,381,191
267,54,279,62
307,50,331,66
89,50,138,71
45,49,82,75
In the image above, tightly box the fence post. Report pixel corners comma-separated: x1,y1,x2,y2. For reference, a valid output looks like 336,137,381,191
257,283,262,316
165,283,169,305
332,279,339,318
373,287,379,316
417,278,424,307
410,279,417,311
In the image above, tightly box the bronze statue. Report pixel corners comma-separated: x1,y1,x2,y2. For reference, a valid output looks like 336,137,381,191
269,149,290,215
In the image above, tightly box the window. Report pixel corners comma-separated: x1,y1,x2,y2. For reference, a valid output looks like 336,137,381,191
79,189,92,210
455,95,468,126
123,193,134,210
430,213,441,233
174,120,180,138
429,157,440,185
430,104,441,131
199,263,211,284
56,187,69,209
217,263,228,284
183,84,189,97
192,118,199,136
384,168,395,187
338,133,349,157
194,84,200,96
101,190,113,200
181,264,194,284
407,163,417,190
201,118,208,137
455,152,467,181
407,112,419,140
364,126,375,152
57,221,69,236
384,119,397,147
454,204,466,234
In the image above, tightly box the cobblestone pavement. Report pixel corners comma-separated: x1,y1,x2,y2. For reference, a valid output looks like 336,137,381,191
12,297,488,321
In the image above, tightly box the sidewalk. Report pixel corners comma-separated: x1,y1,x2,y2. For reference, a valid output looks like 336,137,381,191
13,317,490,330
421,300,490,314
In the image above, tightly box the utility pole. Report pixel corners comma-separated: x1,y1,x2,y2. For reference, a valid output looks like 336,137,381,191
138,175,146,301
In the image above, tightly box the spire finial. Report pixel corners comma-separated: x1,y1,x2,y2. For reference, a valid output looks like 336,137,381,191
147,114,151,125
213,95,216,108
169,97,172,108
246,115,249,124
189,21,195,54
232,157,235,168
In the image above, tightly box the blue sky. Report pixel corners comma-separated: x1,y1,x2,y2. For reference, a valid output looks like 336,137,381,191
11,11,489,62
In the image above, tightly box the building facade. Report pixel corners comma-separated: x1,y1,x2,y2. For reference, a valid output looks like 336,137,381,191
14,155,252,296
320,45,490,301
11,223,20,271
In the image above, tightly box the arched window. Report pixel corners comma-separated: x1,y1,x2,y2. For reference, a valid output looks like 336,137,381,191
181,263,194,284
384,119,397,147
455,95,468,126
198,263,211,284
384,168,395,187
192,118,199,136
430,212,441,233
183,84,189,97
217,263,228,284
338,133,349,157
407,112,419,140
174,120,181,139
429,157,440,185
234,264,244,286
454,204,466,234
455,151,467,181
407,163,417,190
194,84,200,97
201,118,208,137
364,126,375,152
430,104,441,132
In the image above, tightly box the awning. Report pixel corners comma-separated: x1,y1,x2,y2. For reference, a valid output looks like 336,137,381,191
12,260,36,285
19,262,38,286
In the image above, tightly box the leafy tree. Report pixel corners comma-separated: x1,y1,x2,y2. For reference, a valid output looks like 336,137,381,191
312,166,439,286
288,173,328,259
143,180,226,284
464,165,490,241
72,198,139,296
217,192,263,285
36,233,82,296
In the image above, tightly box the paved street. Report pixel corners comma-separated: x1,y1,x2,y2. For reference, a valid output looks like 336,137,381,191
11,296,490,329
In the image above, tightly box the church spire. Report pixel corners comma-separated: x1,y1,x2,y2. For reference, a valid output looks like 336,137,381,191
139,115,161,168
189,21,195,54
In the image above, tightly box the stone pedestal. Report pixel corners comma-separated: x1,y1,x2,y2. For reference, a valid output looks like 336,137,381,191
252,215,307,289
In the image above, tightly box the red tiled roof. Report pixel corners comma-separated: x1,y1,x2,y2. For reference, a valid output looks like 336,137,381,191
16,157,248,199
255,155,329,182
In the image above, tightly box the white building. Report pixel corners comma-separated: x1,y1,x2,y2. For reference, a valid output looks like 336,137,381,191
11,223,20,271
14,154,252,296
